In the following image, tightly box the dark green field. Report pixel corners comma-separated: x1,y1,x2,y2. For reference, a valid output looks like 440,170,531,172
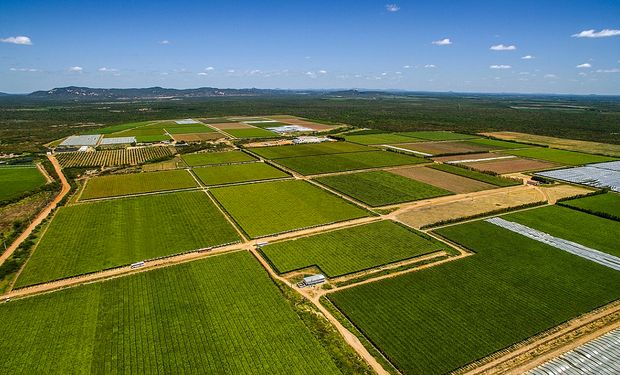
247,141,371,159
502,205,620,257
0,165,47,201
315,170,452,206
181,150,256,166
328,221,620,375
192,162,289,186
210,180,369,238
429,163,521,186
16,191,240,287
262,220,447,277
399,131,479,141
275,151,427,175
559,192,620,221
1,251,342,374
344,133,420,145
502,147,617,165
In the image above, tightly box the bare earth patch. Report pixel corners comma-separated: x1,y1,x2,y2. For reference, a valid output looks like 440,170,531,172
481,131,620,157
395,186,545,228
461,157,561,174
390,166,496,193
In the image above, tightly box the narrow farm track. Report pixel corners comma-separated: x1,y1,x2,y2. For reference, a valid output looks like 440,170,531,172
35,162,53,183
0,155,70,266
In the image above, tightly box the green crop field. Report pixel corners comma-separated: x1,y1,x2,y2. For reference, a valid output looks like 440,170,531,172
84,121,157,135
16,191,240,287
429,163,521,186
559,193,620,221
181,150,256,166
135,134,171,142
225,127,278,138
193,162,289,186
275,151,427,175
210,180,369,238
262,220,447,277
247,141,371,159
502,205,620,257
0,165,47,201
399,131,480,141
165,125,215,134
328,221,620,375
0,251,341,374
315,170,452,206
344,133,420,145
501,147,617,165
80,170,198,200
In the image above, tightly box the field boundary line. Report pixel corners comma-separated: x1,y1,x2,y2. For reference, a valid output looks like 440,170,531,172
73,186,203,203
202,189,249,242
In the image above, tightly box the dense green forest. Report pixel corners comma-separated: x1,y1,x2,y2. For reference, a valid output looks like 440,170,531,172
1,94,620,153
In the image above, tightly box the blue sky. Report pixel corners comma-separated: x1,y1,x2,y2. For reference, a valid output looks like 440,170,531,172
1,0,619,94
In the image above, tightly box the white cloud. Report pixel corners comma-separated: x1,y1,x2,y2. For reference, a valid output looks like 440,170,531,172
318,70,327,74
490,64,511,69
521,55,534,60
432,38,452,46
596,68,620,73
98,67,118,72
0,36,32,45
490,44,516,51
424,64,436,68
576,63,592,68
205,66,215,71
69,66,83,72
544,74,557,79
385,4,400,12
403,65,411,69
159,40,170,44
572,29,620,38
9,67,39,72
227,69,235,73
305,71,316,78
197,72,208,76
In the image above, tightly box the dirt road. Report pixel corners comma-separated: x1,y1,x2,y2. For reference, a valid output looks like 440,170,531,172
0,154,70,265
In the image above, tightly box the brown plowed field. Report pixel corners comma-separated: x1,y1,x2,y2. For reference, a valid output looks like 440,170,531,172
172,133,224,142
461,157,561,174
432,152,503,162
390,166,496,193
391,141,492,156
209,122,254,130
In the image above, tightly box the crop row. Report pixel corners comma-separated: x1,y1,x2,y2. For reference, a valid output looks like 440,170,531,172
56,146,174,167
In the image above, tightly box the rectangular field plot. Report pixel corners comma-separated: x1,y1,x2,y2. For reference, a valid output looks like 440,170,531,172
399,131,479,141
328,221,620,375
501,147,617,166
193,162,289,186
247,141,371,159
535,163,620,192
344,133,420,145
0,251,341,374
15,191,240,287
391,140,502,156
0,165,47,201
164,125,215,134
275,151,426,175
501,205,620,257
461,157,560,174
559,193,620,221
171,132,224,142
56,147,174,167
429,164,521,187
80,170,198,200
210,180,369,238
466,138,532,149
391,166,496,193
315,170,452,207
225,127,279,138
181,150,256,166
262,220,447,277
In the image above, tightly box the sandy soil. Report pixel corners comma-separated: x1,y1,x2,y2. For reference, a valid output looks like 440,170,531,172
537,184,592,204
391,166,496,193
391,141,492,155
395,185,545,228
480,131,620,157
209,122,254,130
0,155,71,265
461,158,561,174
